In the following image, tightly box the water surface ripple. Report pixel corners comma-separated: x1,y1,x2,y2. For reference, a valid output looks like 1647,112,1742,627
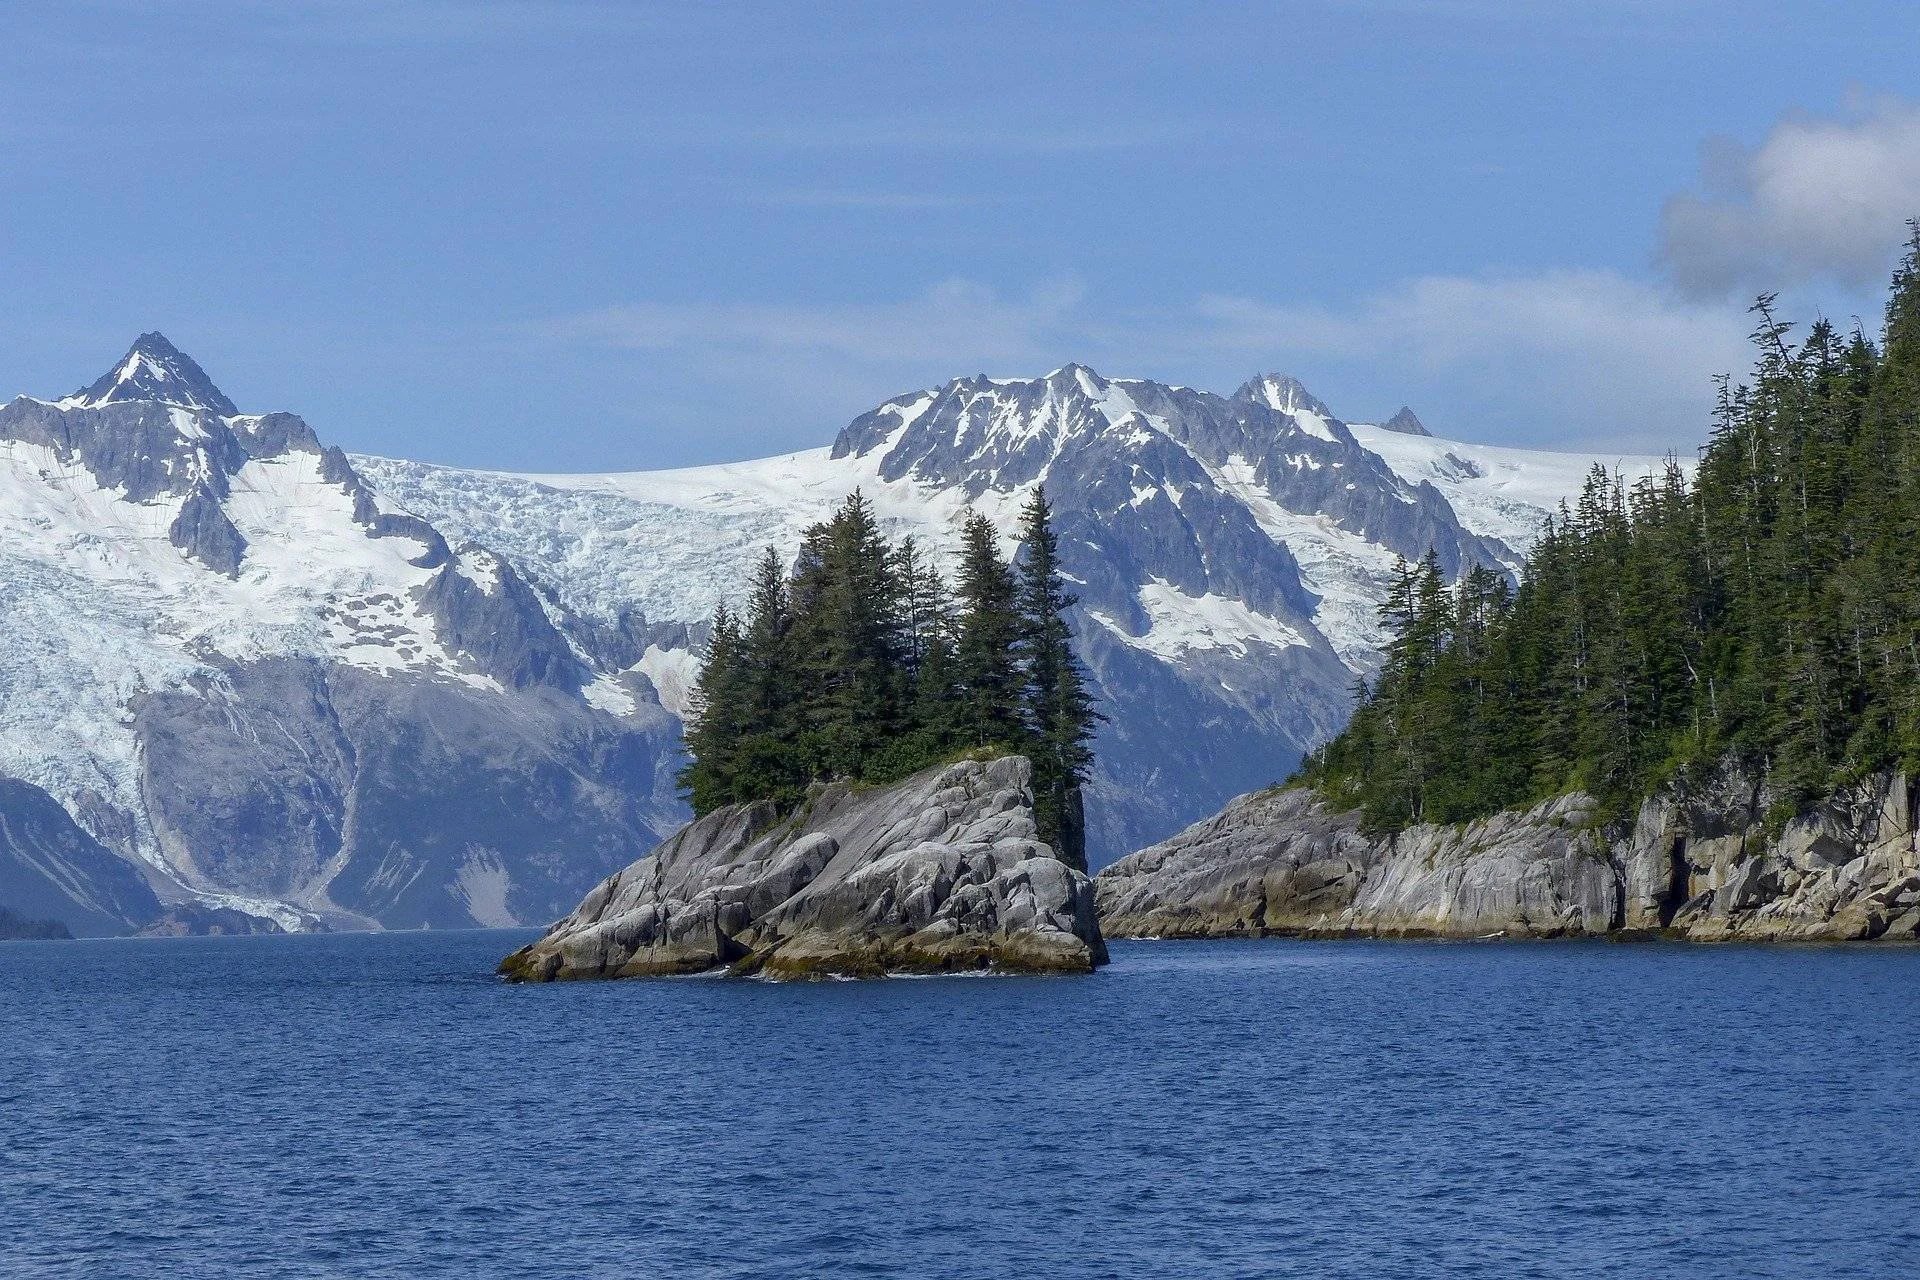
3,932,1916,1278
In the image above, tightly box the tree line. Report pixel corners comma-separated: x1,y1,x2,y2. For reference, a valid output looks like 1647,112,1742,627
1304,229,1920,833
679,487,1101,870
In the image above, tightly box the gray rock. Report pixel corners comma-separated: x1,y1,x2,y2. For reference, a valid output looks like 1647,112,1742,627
1098,787,1614,940
0,777,162,937
168,480,249,576
135,903,285,937
1381,407,1431,437
132,658,684,930
502,755,1107,981
1095,786,1372,937
1341,793,1616,938
70,331,238,415
1098,765,1920,945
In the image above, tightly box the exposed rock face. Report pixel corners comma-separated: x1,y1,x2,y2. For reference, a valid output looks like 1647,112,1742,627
1098,768,1920,943
1621,768,1920,942
134,660,682,930
1381,407,1431,437
0,777,162,937
135,903,286,937
502,756,1107,981
1092,787,1374,937
0,335,690,932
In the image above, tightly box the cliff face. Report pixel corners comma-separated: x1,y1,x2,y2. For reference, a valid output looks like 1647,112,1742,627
501,756,1108,981
1096,768,1920,943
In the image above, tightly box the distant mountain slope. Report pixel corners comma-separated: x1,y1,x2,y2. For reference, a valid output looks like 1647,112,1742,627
0,335,685,933
360,365,1657,866
0,336,1670,928
1346,421,1676,553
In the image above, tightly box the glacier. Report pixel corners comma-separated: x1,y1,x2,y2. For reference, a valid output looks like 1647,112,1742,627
0,335,1673,933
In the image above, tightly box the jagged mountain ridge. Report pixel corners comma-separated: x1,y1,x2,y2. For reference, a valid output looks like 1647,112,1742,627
0,336,686,933
359,363,1671,868
0,336,1669,934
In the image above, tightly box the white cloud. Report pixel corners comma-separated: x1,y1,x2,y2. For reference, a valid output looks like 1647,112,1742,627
1182,271,1746,390
1661,95,1920,298
745,188,1008,211
543,278,1086,369
1155,271,1751,449
543,268,1753,453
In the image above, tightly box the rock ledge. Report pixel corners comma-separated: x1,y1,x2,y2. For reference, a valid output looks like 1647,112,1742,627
1097,767,1920,944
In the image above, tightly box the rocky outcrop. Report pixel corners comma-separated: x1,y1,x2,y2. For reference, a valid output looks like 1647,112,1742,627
1093,787,1374,937
501,756,1107,981
0,777,162,937
1381,407,1431,437
1097,767,1920,944
1619,767,1920,942
135,904,286,937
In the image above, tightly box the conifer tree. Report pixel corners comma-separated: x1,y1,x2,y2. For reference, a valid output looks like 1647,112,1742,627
677,604,746,814
1014,486,1101,870
1306,236,1920,832
953,511,1025,750
676,493,1103,835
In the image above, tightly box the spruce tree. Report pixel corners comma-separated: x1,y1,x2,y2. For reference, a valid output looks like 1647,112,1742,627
1307,240,1920,832
678,604,746,815
953,511,1025,750
1014,486,1101,870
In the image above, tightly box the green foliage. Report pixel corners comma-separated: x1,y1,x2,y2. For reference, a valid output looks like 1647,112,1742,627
676,489,1102,861
1305,229,1920,832
1015,487,1102,871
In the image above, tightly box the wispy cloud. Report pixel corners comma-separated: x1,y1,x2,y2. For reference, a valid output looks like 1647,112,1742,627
602,113,1194,156
126,0,678,46
1172,271,1752,447
745,188,1010,211
541,268,1753,452
1661,93,1920,298
543,278,1087,369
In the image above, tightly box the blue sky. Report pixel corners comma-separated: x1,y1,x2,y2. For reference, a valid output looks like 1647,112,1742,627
4,1,1920,469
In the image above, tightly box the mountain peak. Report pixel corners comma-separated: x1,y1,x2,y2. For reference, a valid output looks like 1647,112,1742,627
70,332,238,416
1234,373,1333,420
1382,407,1431,437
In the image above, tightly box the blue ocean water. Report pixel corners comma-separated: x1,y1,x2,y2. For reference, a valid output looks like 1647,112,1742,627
2,932,1916,1279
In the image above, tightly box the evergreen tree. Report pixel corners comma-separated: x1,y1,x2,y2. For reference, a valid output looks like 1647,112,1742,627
676,493,1100,830
953,511,1026,750
676,604,746,814
1014,486,1101,870
1306,236,1920,833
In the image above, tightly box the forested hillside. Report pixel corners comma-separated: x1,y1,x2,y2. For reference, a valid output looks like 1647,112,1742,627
1306,232,1920,832
679,488,1100,869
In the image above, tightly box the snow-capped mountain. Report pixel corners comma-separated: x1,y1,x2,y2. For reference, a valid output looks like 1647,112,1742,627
0,335,1673,933
0,334,684,933
358,364,1672,867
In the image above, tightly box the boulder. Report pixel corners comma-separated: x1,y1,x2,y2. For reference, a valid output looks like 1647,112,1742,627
1094,787,1373,937
500,756,1107,981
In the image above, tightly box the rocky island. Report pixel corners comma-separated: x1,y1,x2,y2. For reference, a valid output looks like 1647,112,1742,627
1096,767,1920,944
500,756,1106,980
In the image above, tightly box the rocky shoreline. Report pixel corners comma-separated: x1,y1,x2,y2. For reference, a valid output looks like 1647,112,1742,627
1095,768,1920,945
500,756,1107,981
